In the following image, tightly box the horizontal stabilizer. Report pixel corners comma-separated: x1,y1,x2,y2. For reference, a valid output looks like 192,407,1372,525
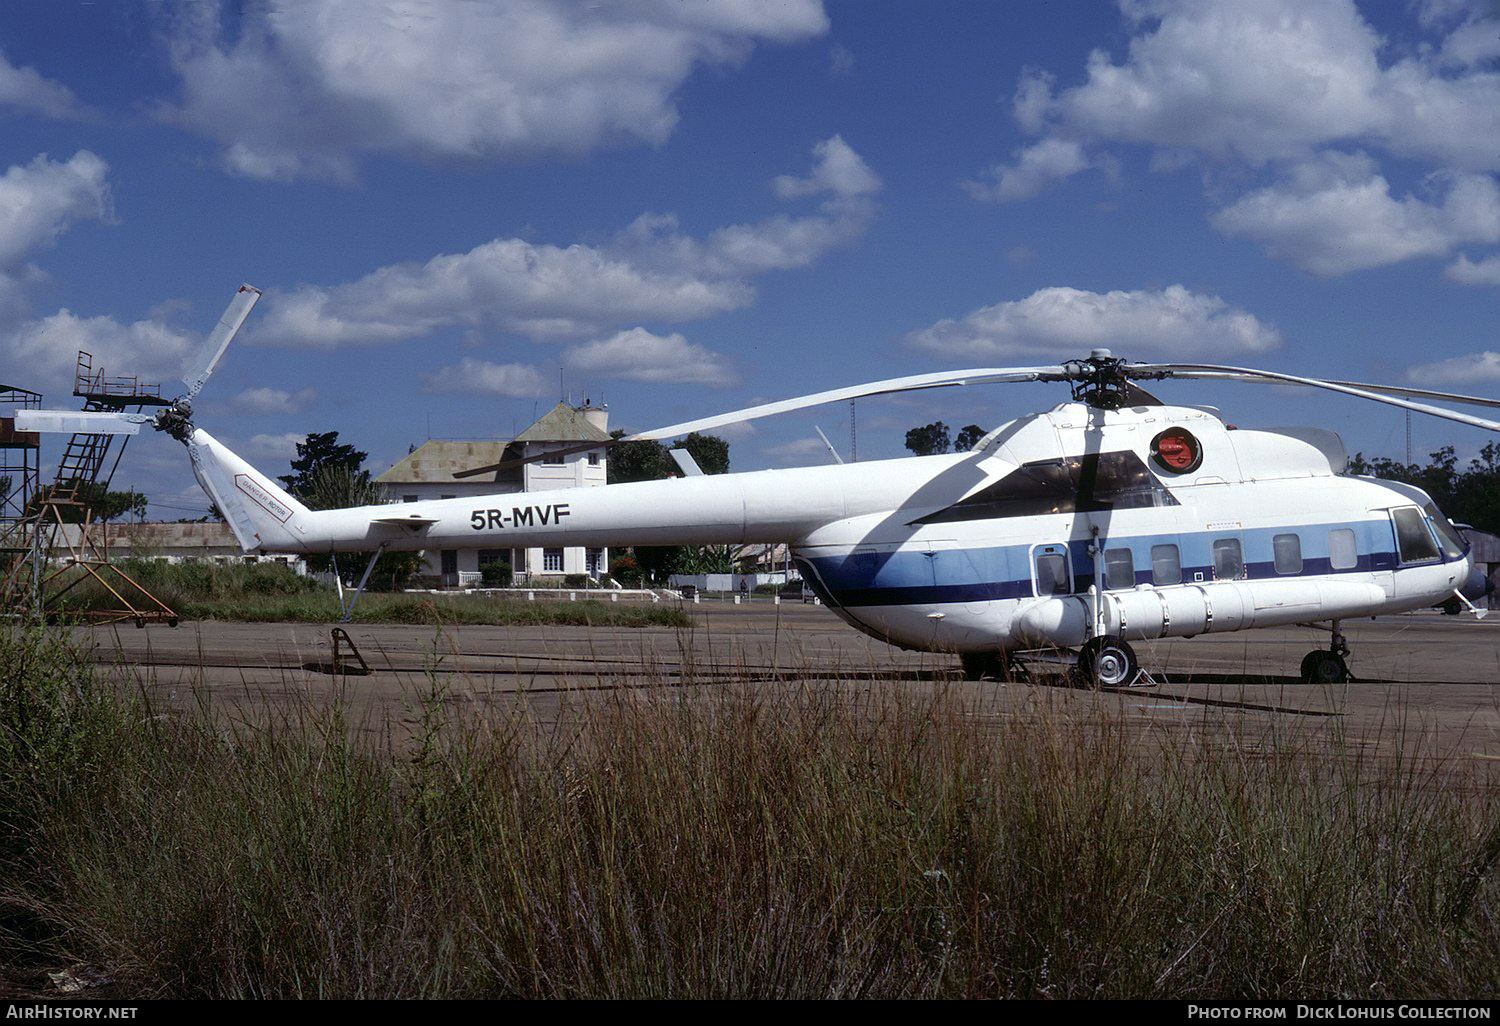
371,515,439,531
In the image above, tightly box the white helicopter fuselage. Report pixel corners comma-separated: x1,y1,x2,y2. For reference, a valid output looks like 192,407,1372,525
193,400,1480,656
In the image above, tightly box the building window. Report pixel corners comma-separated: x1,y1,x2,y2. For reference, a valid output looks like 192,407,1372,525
403,495,418,503
543,548,563,573
478,549,505,567
542,450,565,465
587,547,604,575
512,548,527,574
588,452,600,466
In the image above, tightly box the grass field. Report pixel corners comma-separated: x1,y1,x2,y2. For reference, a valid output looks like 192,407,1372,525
2,621,1498,998
42,559,691,628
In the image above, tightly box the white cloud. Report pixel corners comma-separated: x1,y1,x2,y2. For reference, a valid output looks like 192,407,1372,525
159,0,829,182
964,138,1090,203
1446,254,1500,285
0,151,112,314
1004,0,1500,171
0,47,89,120
772,135,880,199
1211,153,1500,275
247,137,876,347
565,327,737,387
972,0,1500,278
4,309,196,396
421,358,546,397
909,285,1281,359
761,436,840,466
229,386,317,414
247,432,305,459
250,237,753,348
1407,351,1500,386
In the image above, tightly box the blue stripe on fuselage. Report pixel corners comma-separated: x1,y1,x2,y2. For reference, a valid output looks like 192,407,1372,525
802,520,1418,608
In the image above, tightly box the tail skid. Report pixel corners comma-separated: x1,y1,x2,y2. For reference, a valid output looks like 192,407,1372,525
189,429,310,553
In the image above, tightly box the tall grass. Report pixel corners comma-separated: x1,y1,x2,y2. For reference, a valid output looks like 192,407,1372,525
43,558,690,627
1,623,1497,998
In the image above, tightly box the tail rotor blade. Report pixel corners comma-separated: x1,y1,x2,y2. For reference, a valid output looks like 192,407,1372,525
12,409,148,435
181,283,261,400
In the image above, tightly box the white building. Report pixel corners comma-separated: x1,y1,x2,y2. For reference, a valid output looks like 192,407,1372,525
376,401,611,585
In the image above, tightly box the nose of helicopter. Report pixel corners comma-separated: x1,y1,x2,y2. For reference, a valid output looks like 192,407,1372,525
1460,564,1493,603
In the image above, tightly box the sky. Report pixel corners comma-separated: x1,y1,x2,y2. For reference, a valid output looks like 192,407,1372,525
2,0,1499,519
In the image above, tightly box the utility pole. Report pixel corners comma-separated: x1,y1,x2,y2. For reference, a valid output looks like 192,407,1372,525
850,399,857,462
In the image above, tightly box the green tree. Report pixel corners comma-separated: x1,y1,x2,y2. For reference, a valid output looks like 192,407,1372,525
954,424,988,452
26,482,147,523
606,429,732,579
905,422,951,456
279,432,370,499
679,432,730,474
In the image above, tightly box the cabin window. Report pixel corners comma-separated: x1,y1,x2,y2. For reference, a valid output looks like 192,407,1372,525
543,548,564,573
1212,538,1244,580
1329,529,1358,570
1273,533,1303,575
1150,544,1181,586
1392,507,1439,564
1103,547,1135,590
1033,549,1071,596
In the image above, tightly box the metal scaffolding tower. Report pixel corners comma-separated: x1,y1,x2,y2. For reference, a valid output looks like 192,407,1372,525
2,354,178,625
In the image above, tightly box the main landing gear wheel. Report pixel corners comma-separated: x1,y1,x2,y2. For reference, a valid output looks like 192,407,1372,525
1299,619,1353,684
961,651,1027,682
1299,650,1349,684
1077,636,1139,688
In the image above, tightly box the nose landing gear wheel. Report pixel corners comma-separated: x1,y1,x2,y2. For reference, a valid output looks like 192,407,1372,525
1078,636,1139,688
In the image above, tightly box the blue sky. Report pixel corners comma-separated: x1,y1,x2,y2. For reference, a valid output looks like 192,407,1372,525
2,0,1499,518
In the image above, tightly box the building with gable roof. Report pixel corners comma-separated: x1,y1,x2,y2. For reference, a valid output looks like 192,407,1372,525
376,401,611,585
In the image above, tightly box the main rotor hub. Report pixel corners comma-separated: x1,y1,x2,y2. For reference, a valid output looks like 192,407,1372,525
1065,350,1135,410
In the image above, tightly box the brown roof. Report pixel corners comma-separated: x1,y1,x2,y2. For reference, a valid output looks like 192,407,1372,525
513,402,611,443
376,441,513,485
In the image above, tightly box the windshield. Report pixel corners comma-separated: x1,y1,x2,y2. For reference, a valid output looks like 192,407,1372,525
1424,502,1468,559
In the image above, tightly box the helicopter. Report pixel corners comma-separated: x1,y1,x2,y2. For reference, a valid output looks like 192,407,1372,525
14,284,1498,687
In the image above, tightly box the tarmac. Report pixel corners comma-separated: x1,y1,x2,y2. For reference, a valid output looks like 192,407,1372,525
74,601,1500,769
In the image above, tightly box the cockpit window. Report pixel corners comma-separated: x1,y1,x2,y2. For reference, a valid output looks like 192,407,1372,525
1392,506,1440,564
911,450,1179,526
1424,503,1467,560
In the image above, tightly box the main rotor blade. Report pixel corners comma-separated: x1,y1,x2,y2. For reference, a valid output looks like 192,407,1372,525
1131,363,1500,433
451,364,1066,479
626,366,1068,441
181,283,261,399
1324,379,1500,410
13,409,150,435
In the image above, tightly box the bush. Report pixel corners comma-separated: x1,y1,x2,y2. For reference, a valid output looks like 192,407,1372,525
563,573,590,588
609,554,643,587
479,559,512,588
